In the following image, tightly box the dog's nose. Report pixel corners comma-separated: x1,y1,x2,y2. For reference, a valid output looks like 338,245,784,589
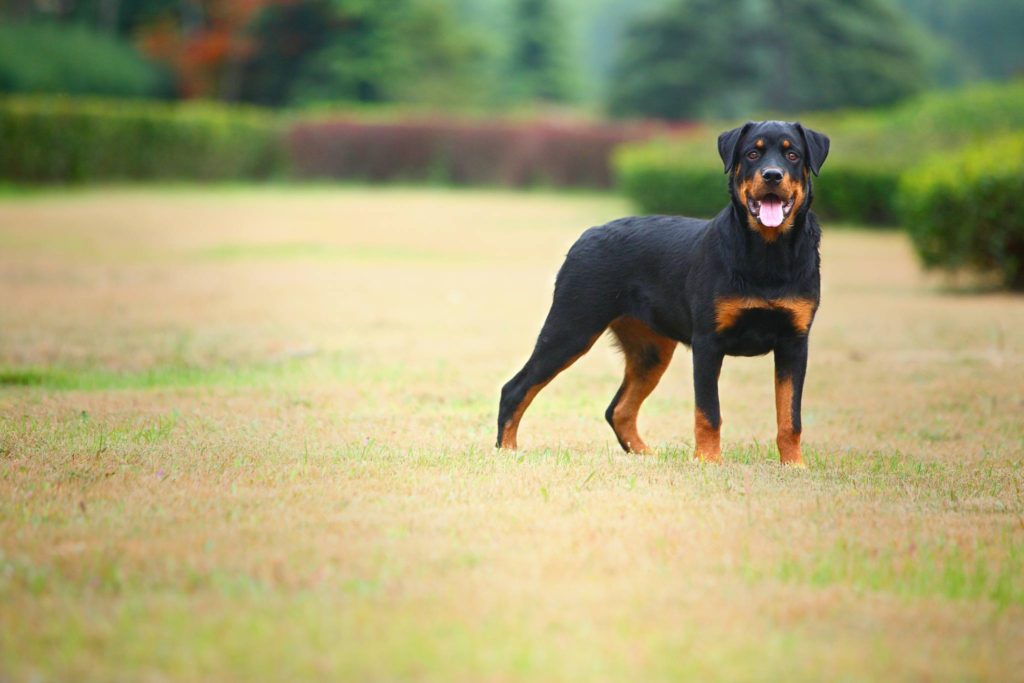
762,168,784,184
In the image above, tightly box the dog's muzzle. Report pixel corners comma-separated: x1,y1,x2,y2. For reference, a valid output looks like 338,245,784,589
747,194,795,228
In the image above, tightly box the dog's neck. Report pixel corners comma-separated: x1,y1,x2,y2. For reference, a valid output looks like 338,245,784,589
724,195,817,285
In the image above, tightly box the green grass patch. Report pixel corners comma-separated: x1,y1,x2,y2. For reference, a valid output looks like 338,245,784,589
774,535,1024,607
0,355,352,392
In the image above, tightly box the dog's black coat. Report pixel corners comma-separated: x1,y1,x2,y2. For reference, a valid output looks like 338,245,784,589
497,121,830,462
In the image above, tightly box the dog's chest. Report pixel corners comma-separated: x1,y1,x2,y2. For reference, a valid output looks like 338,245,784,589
713,296,816,356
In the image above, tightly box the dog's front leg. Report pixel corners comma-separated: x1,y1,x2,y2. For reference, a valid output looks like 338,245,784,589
692,335,724,463
774,336,808,467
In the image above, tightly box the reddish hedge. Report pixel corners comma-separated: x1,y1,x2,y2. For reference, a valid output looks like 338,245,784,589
287,118,681,188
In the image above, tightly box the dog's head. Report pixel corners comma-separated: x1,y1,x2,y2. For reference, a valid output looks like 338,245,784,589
718,121,829,242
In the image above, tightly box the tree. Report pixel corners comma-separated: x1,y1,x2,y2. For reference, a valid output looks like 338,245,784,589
506,0,576,102
755,0,927,112
895,0,1024,82
607,0,754,119
234,0,487,107
7,0,275,99
230,0,338,106
136,0,274,99
608,0,928,120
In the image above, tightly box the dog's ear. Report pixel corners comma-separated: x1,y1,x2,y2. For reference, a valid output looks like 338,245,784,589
795,123,830,176
717,122,753,173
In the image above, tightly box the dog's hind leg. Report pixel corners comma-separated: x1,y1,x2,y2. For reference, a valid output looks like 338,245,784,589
604,318,677,454
497,316,605,450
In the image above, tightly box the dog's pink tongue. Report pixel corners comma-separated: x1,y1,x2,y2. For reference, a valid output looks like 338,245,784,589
760,197,784,227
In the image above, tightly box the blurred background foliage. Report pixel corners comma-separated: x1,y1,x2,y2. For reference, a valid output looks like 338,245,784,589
608,0,929,118
0,21,170,98
1,0,1023,287
1,0,1022,113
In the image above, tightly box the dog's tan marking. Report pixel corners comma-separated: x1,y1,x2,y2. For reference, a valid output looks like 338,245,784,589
782,139,791,150
775,375,804,466
736,164,807,242
778,298,816,333
755,138,765,150
694,409,721,463
608,317,676,454
736,176,751,205
714,297,816,334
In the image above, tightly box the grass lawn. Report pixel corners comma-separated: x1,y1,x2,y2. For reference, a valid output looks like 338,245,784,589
1,187,1022,682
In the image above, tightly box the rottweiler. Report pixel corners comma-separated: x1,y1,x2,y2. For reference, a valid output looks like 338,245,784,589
496,121,829,465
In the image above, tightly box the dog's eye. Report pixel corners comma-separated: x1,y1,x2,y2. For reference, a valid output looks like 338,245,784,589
747,151,760,160
787,152,799,162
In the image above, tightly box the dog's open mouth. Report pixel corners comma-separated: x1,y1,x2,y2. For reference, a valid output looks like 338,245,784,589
747,193,795,229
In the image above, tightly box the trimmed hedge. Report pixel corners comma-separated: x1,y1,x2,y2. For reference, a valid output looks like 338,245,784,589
613,146,725,218
813,165,900,225
899,134,1024,290
0,97,669,189
287,118,668,188
0,97,283,182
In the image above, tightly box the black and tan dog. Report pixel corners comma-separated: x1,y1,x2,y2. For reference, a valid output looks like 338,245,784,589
496,121,829,465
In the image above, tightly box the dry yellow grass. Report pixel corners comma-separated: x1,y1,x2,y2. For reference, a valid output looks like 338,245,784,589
1,187,1022,682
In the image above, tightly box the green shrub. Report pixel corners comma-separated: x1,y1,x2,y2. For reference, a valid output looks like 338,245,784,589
899,133,1024,290
0,22,167,98
797,81,1024,167
612,143,726,218
0,97,284,182
813,165,901,225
